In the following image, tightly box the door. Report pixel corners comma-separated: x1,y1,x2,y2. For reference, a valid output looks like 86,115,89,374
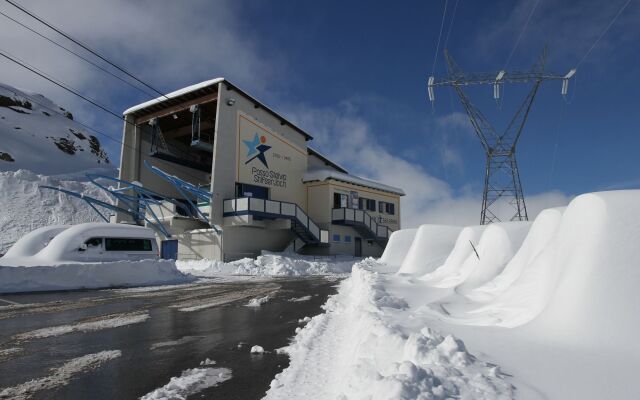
354,237,362,257
161,240,179,260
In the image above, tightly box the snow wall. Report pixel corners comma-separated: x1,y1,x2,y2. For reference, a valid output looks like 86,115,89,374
383,190,640,353
379,228,417,270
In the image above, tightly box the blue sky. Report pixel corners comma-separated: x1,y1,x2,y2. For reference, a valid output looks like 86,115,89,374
2,0,639,225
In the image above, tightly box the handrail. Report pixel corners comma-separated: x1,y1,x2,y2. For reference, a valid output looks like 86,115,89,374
223,197,327,243
331,207,392,239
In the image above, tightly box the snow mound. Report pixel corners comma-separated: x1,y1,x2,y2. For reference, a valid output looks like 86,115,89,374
177,253,354,277
250,345,265,354
0,169,115,254
246,296,270,307
397,225,462,276
0,82,112,175
265,259,514,399
0,260,194,293
419,225,486,285
379,228,418,270
3,224,70,258
465,207,565,303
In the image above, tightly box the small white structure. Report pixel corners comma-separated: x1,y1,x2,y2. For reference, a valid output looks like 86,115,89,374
1,223,159,264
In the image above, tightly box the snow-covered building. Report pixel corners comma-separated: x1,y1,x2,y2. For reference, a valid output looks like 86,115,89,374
116,78,404,261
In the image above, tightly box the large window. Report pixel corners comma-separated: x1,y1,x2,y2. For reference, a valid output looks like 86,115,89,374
333,193,348,208
236,183,268,199
105,238,153,251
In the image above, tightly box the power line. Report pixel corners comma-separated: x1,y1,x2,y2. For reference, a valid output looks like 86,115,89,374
3,0,169,99
431,0,449,75
575,0,633,69
0,49,125,121
504,0,541,70
0,10,158,99
443,0,460,50
0,49,212,184
1,84,211,186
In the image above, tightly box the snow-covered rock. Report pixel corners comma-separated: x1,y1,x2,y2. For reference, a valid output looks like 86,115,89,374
0,82,112,174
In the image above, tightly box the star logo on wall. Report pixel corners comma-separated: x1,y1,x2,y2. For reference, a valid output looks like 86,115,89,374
243,133,271,168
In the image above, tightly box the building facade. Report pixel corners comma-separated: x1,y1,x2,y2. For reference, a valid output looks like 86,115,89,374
116,78,404,261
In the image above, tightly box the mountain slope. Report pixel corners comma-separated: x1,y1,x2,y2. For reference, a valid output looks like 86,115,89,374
0,83,111,175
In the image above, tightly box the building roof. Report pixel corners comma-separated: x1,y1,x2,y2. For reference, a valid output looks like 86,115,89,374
123,78,313,141
307,147,349,174
303,168,405,196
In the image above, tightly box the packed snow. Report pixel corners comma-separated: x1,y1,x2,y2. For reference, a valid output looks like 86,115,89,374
140,359,231,400
246,295,270,307
177,253,355,277
0,259,194,294
13,312,150,340
250,345,265,354
267,190,640,399
0,350,121,399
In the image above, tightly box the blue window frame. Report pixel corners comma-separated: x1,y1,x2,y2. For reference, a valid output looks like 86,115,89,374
332,234,341,242
344,235,352,243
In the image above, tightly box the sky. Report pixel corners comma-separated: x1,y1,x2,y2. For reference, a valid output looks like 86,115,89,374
1,0,638,227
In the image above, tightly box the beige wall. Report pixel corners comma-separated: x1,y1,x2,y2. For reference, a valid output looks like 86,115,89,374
305,180,402,231
211,82,311,227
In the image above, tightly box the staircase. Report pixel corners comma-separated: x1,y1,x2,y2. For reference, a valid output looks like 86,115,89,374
331,208,391,247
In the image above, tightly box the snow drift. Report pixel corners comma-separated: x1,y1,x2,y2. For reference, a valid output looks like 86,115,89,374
379,228,417,270
0,259,194,294
397,225,462,276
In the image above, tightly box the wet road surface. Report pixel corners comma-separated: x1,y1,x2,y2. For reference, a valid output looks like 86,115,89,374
0,277,339,399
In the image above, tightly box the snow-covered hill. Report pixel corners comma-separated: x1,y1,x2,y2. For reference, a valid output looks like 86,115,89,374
0,83,111,175
0,169,115,254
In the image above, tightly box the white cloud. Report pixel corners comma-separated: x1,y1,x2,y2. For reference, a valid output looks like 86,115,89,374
286,102,570,228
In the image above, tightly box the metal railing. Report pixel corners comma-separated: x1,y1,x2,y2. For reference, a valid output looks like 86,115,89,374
331,208,392,239
223,197,328,244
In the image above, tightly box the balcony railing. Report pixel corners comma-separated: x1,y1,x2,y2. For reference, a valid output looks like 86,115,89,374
331,208,392,239
223,197,328,244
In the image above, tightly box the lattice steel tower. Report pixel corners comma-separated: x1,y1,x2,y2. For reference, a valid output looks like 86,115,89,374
428,48,575,225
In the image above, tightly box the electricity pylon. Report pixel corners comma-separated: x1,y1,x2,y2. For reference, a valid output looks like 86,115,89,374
428,48,575,225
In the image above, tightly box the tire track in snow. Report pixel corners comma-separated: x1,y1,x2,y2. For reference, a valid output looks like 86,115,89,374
12,312,149,341
0,350,121,400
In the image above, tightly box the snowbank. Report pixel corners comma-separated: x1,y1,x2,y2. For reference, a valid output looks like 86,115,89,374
0,259,194,293
177,253,355,277
397,225,462,276
0,169,114,254
379,228,417,270
265,259,513,399
270,190,640,398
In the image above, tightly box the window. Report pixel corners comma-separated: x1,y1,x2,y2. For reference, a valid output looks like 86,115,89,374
332,234,341,242
105,238,153,251
333,193,348,208
344,235,352,243
84,237,102,248
358,197,376,212
236,183,268,199
378,201,396,215
386,203,395,215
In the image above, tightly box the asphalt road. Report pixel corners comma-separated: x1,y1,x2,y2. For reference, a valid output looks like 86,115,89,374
0,277,339,399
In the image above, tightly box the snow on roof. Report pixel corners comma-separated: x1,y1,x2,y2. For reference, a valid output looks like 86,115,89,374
303,169,405,196
123,78,225,115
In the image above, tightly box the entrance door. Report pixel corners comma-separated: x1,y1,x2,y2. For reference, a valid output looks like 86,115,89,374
161,240,179,260
354,237,362,257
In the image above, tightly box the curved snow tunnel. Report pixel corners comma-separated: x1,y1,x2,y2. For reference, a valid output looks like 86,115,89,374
379,228,418,271
453,221,532,293
465,207,565,303
419,225,486,285
396,225,462,276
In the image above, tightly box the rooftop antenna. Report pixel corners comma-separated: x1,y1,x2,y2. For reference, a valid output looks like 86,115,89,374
428,47,575,224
